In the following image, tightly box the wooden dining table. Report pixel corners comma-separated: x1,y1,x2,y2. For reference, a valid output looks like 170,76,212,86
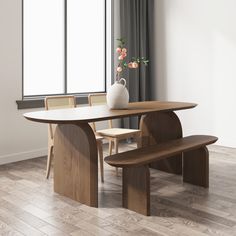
24,101,196,207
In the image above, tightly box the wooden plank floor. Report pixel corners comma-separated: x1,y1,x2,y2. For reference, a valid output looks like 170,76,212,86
0,143,236,235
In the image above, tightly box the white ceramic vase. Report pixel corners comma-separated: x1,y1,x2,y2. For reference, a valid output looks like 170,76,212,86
106,78,129,109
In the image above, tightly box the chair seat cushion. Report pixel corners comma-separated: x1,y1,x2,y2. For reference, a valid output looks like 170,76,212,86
96,128,140,138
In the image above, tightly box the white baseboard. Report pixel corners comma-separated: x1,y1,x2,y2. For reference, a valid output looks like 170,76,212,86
0,148,47,165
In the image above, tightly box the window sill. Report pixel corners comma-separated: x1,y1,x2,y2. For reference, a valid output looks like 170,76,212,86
16,95,88,110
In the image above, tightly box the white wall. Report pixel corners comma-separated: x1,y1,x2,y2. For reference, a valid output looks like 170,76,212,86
152,0,236,147
0,0,47,164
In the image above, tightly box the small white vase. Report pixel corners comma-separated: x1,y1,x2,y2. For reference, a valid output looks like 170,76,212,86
106,78,129,109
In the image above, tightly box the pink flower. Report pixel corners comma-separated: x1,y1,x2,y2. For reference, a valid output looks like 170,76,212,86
122,48,127,53
121,52,127,58
117,67,122,72
128,62,139,68
116,47,122,53
132,62,139,68
118,55,124,60
128,62,133,68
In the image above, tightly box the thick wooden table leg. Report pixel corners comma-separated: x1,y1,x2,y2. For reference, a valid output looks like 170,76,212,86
123,165,150,216
54,123,98,207
140,111,183,175
183,147,209,188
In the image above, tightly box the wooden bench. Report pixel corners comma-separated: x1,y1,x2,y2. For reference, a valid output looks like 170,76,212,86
104,135,218,216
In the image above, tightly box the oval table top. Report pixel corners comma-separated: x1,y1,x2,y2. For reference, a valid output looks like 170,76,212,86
24,101,197,124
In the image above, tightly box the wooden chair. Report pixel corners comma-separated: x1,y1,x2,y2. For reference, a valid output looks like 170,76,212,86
45,95,104,182
88,93,142,175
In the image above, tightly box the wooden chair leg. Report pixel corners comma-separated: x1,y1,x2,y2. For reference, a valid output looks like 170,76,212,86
136,133,142,148
46,145,53,179
108,140,113,155
97,141,104,183
114,139,119,176
183,147,209,188
123,165,150,216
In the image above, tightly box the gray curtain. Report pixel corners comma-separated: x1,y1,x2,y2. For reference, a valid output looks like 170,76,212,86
118,0,154,129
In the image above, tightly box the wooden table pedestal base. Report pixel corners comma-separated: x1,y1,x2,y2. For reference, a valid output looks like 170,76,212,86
53,123,98,207
141,111,183,174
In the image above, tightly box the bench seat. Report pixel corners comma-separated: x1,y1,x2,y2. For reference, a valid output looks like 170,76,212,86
105,135,217,167
104,135,218,216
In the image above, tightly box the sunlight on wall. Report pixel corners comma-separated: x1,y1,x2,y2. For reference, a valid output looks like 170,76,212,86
213,32,236,146
153,0,236,147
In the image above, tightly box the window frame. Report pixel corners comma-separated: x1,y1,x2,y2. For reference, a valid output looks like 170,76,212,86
19,0,107,108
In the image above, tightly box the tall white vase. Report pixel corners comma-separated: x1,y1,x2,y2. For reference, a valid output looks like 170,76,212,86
106,78,129,109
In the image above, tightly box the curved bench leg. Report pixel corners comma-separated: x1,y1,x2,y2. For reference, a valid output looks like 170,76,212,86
54,123,98,207
140,111,183,175
123,165,150,216
183,147,209,188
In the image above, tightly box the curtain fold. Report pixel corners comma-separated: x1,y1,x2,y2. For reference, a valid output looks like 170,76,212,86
118,0,154,128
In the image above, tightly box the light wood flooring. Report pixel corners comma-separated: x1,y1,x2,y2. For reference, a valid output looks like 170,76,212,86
0,143,236,235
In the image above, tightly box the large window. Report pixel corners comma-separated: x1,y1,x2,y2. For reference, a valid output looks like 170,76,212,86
23,0,106,97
